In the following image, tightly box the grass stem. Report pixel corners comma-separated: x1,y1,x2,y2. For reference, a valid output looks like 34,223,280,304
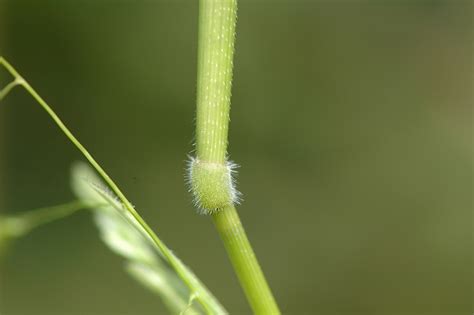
212,206,280,314
195,1,280,313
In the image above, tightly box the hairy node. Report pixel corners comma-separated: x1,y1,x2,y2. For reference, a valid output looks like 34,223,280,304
187,157,240,214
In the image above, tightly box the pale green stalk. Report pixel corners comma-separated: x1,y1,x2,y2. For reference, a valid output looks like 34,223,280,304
195,1,280,313
196,0,235,163
0,57,226,314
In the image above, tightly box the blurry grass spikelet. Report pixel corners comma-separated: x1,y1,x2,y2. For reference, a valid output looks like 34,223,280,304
0,201,85,258
71,161,205,314
0,215,31,255
0,217,16,256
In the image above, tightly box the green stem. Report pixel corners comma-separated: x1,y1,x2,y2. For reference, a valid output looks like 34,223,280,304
212,207,280,314
196,0,236,164
196,1,280,313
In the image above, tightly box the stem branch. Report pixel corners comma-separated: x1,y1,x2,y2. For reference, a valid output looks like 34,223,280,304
0,57,225,314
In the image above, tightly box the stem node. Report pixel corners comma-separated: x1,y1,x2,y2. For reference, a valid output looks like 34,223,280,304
188,156,240,214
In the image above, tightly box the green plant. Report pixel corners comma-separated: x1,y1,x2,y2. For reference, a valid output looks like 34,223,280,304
0,0,280,313
189,0,280,313
71,161,224,314
0,57,226,314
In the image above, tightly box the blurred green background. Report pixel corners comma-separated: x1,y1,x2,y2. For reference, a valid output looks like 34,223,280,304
0,1,472,314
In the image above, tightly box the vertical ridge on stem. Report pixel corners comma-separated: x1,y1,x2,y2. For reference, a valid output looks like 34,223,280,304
196,0,237,163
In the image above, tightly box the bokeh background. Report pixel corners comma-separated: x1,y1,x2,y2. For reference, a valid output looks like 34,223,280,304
0,1,472,314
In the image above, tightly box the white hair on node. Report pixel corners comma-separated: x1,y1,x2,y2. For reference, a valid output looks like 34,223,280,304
186,156,241,215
